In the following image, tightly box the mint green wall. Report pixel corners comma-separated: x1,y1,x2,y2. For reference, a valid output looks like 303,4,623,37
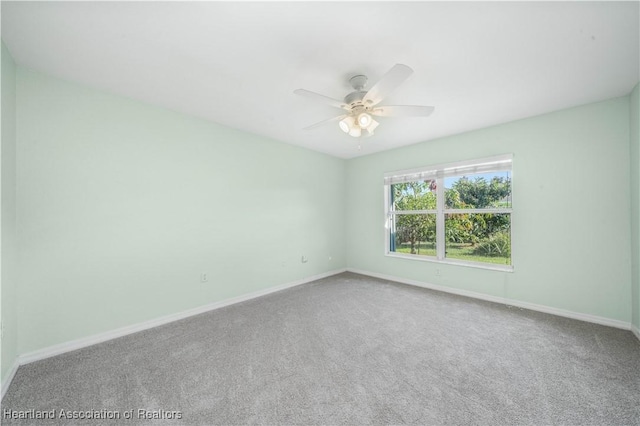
1,42,18,382
631,83,640,330
7,65,638,359
346,97,631,322
16,68,346,354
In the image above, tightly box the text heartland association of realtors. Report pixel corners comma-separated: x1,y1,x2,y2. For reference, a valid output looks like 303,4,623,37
3,408,182,420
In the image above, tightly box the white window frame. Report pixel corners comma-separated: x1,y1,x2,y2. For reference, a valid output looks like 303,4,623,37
384,154,514,272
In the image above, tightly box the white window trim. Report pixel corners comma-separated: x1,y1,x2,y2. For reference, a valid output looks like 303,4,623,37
384,154,514,272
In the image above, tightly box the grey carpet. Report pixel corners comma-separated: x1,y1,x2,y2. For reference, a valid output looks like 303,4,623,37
2,272,639,425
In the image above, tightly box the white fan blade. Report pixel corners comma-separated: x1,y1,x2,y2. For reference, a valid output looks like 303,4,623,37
294,89,348,110
303,114,348,130
370,105,435,117
363,64,414,106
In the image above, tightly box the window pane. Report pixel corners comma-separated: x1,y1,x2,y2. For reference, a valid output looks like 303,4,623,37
391,214,436,256
444,171,511,209
445,213,511,265
391,181,437,211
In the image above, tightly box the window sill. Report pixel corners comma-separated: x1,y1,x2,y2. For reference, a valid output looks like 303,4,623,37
385,252,514,272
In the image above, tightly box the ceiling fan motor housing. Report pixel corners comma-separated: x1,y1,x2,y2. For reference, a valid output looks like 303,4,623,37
345,74,372,112
344,91,369,112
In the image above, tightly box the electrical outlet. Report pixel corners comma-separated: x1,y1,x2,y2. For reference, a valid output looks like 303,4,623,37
301,255,308,263
435,268,441,277
201,273,208,283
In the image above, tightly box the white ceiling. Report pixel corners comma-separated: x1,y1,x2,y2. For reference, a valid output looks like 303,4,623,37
2,1,639,159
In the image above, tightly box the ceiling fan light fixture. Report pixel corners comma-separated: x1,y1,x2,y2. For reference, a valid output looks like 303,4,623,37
339,116,355,133
348,126,362,138
357,113,372,127
361,120,379,137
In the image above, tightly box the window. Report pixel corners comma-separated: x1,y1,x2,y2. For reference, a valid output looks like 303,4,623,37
385,155,513,270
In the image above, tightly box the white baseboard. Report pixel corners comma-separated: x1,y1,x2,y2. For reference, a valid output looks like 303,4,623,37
632,324,640,342
18,268,346,367
347,268,631,330
1,359,19,400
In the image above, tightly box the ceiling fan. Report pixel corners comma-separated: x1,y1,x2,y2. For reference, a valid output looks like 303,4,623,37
294,64,434,138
